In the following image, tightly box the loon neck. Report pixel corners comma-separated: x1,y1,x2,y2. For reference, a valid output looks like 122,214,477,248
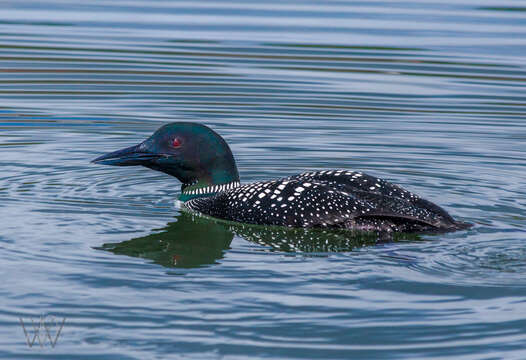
179,180,241,202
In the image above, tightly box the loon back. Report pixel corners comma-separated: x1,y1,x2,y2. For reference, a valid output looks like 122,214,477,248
92,122,471,233
185,170,470,232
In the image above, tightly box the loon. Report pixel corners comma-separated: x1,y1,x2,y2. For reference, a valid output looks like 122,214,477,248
92,122,471,233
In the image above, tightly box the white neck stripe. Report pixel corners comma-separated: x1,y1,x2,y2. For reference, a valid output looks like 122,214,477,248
183,181,240,195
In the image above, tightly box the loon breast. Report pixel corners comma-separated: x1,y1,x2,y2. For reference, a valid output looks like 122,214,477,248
183,170,469,233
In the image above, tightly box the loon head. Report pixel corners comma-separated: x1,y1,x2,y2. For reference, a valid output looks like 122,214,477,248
92,122,240,200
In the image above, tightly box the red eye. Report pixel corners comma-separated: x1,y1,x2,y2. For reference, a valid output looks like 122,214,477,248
172,138,182,147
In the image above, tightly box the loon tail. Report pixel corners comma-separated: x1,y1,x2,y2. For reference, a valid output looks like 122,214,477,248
452,220,473,230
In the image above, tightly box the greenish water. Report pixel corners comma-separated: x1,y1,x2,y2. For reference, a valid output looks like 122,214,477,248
1,0,526,359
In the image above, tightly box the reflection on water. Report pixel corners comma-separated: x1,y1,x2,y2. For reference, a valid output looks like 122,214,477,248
227,220,422,253
100,212,234,268
100,211,422,268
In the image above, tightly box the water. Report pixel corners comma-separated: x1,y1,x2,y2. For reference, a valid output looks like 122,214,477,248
1,0,525,358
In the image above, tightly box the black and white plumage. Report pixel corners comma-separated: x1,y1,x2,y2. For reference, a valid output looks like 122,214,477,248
185,170,469,232
93,122,471,233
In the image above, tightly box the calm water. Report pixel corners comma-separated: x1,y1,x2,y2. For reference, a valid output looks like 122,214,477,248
1,0,526,358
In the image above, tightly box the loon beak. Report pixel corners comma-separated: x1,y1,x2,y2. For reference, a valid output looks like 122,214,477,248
91,143,159,166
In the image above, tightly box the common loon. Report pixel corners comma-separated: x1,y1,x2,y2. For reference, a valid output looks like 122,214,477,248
92,122,471,233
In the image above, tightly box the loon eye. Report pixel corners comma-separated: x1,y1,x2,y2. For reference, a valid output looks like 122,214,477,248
172,137,182,148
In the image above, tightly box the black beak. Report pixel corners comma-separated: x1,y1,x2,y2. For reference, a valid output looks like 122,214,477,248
91,143,159,166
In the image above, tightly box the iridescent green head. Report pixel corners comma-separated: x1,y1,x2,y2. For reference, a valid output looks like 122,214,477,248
92,122,240,200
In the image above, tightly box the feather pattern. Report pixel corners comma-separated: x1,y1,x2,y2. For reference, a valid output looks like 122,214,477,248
184,170,469,232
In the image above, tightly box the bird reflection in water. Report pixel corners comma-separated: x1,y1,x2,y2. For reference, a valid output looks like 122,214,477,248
99,211,421,268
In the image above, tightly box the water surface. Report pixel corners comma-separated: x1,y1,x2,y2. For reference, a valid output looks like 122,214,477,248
1,0,526,359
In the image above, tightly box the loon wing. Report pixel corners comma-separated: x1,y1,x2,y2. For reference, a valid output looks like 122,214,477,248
187,170,468,232
290,170,463,231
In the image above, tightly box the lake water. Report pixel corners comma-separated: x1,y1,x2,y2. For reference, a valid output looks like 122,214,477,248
1,0,526,358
